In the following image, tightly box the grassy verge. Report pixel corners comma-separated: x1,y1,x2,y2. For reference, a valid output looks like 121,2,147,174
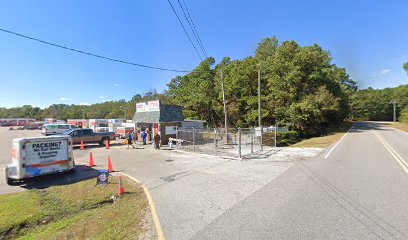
385,122,408,132
290,121,354,148
0,176,148,240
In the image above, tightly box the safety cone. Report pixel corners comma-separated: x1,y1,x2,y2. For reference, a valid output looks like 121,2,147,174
105,140,110,149
118,176,125,196
88,152,95,167
80,140,85,150
108,156,113,173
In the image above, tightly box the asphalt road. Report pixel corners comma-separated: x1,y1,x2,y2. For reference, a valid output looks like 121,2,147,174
193,122,408,240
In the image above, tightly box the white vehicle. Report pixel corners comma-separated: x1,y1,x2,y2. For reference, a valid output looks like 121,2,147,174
42,124,79,136
5,135,75,185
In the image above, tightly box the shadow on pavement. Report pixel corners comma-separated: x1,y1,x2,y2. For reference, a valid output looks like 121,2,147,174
14,165,99,190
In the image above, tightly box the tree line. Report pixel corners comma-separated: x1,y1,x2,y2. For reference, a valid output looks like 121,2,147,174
1,37,407,136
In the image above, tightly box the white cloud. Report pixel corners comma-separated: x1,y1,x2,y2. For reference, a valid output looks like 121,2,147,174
59,97,72,101
79,102,90,106
380,69,390,75
99,96,105,99
113,84,120,87
102,100,111,103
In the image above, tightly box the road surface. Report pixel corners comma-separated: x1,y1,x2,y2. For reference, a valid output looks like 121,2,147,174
193,122,408,240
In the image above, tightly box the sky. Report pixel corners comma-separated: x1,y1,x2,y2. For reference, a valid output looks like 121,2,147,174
0,0,407,108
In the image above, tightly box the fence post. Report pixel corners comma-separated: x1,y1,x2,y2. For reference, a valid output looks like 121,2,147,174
214,129,217,155
175,127,179,149
238,128,242,158
193,129,196,152
274,123,277,148
251,127,254,154
260,125,263,151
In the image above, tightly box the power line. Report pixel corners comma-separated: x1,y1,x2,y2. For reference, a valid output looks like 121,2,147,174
166,0,203,61
177,0,207,58
181,0,208,58
0,28,190,73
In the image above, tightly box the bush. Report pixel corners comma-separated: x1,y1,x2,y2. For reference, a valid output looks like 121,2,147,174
399,107,408,123
277,131,300,146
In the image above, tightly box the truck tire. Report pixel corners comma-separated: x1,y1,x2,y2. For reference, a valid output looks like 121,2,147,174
100,137,109,146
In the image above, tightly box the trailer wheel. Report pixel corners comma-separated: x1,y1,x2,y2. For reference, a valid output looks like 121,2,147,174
5,168,14,185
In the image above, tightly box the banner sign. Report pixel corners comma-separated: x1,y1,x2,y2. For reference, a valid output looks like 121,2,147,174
136,100,160,113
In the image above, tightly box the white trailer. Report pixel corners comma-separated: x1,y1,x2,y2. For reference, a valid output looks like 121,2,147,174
5,135,75,185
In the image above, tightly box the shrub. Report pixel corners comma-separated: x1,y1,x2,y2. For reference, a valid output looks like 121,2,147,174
399,107,408,123
277,131,299,146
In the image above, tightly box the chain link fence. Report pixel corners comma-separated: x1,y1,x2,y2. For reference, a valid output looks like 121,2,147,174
171,127,277,159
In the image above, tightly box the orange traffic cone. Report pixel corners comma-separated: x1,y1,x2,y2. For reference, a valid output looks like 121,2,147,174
118,176,125,196
105,140,110,149
108,156,113,173
80,140,85,150
88,152,95,167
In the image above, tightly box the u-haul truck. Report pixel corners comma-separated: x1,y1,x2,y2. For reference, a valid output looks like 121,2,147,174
5,135,75,185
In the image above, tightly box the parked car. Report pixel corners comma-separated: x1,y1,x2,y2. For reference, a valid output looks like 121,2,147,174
63,128,115,146
42,124,79,136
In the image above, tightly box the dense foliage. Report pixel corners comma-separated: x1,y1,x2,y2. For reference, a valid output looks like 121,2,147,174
350,85,408,122
10,36,403,136
166,37,356,136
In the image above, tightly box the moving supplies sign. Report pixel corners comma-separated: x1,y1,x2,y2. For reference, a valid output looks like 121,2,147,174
26,140,68,164
136,100,160,112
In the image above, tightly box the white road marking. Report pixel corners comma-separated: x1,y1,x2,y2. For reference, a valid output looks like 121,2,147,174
375,131,408,175
391,127,408,136
324,123,355,159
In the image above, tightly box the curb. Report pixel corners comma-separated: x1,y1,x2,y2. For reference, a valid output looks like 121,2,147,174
116,172,165,240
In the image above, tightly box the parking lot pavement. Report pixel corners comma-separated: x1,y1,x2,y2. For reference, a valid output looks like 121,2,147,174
0,128,322,240
73,144,323,240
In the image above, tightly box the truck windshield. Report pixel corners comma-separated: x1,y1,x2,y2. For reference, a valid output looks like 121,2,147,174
63,129,74,135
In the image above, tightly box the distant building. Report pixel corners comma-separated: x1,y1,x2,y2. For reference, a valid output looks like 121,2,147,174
132,100,184,144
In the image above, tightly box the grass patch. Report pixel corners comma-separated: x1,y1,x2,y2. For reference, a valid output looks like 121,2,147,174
385,122,408,132
0,176,148,240
290,121,354,148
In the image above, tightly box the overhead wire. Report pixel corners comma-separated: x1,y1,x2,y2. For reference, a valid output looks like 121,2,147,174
0,28,190,73
166,0,203,61
180,0,208,58
177,0,207,58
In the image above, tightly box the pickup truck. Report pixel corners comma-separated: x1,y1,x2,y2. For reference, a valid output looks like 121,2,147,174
63,128,115,146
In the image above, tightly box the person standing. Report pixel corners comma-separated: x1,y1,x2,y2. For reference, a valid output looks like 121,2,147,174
154,132,161,149
127,132,134,149
141,131,147,145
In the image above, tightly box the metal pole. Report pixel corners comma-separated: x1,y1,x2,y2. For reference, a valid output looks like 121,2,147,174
274,123,277,148
221,69,228,144
175,127,178,149
193,129,196,152
390,100,397,122
258,64,262,128
260,126,263,152
214,128,217,155
250,127,254,154
238,128,242,158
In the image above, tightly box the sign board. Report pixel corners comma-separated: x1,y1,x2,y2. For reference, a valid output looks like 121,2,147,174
97,170,109,185
165,126,177,135
136,100,160,113
26,140,68,163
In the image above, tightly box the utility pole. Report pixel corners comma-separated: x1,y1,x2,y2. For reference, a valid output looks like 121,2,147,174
221,69,228,143
258,64,262,127
258,64,263,151
390,100,397,122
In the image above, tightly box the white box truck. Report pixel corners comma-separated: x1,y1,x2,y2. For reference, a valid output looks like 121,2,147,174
5,135,75,185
